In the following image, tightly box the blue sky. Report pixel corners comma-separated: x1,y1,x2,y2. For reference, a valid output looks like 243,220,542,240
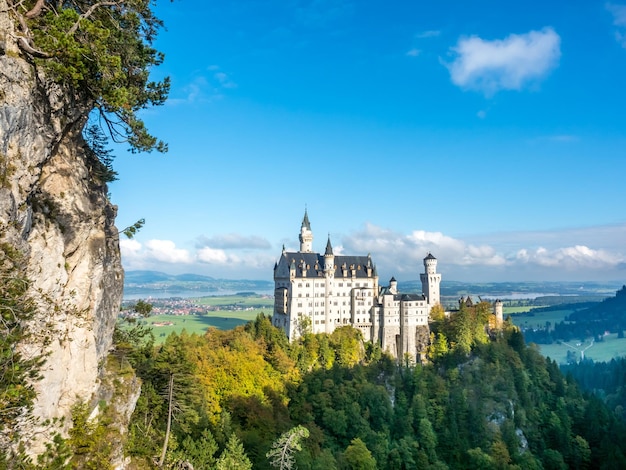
110,1,626,283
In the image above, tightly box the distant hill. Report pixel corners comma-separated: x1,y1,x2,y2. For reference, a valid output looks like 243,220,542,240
569,285,626,326
123,270,273,296
124,270,215,283
400,279,620,298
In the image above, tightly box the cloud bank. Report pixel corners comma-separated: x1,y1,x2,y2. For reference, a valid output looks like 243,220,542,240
445,27,561,95
120,222,626,282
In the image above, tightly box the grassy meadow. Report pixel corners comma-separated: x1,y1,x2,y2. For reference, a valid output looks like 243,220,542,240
130,295,274,344
505,306,626,363
537,334,626,364
507,307,574,330
146,313,256,342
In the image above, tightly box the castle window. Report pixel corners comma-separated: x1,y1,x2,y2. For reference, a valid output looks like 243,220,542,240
306,283,310,287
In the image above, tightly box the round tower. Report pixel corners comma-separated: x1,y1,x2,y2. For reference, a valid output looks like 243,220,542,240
324,236,334,276
420,253,441,307
389,277,398,294
299,209,313,253
494,299,503,327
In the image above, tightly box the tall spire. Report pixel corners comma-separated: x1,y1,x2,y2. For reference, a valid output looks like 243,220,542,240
302,208,311,230
325,235,333,255
299,208,313,253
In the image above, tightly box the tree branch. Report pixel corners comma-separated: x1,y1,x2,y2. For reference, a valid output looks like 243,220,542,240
68,1,121,35
25,0,45,18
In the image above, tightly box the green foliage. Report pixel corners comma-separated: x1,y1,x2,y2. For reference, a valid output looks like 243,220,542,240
0,242,44,455
120,218,145,239
9,0,170,153
341,438,376,470
266,425,310,470
119,311,626,470
216,434,253,470
83,124,118,183
67,402,113,470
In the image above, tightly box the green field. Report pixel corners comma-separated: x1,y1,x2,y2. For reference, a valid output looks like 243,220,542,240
145,311,265,342
503,306,540,315
508,308,574,330
121,295,275,343
537,334,626,364
194,295,274,308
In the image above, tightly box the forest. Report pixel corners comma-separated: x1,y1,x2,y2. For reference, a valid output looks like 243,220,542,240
19,299,625,469
521,286,626,345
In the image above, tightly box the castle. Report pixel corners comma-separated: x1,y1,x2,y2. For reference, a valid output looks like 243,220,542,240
272,211,441,360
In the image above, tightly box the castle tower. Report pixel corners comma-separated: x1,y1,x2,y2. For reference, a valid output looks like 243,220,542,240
324,236,335,333
494,299,503,327
324,236,334,276
420,253,441,307
299,209,313,253
389,277,398,294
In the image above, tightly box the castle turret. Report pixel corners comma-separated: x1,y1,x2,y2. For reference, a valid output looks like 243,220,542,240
494,299,503,327
420,253,441,308
389,277,398,294
324,236,334,275
299,209,313,253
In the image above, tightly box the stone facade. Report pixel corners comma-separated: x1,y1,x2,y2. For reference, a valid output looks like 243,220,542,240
272,211,441,360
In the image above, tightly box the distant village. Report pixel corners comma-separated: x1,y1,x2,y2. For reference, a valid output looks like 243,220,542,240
121,297,265,317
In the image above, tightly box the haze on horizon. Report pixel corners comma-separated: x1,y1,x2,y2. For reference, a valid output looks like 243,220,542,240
111,1,626,284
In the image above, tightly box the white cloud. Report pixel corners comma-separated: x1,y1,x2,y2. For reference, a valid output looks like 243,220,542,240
197,247,232,264
416,30,441,39
607,3,626,48
214,72,237,89
515,245,624,269
145,240,193,264
341,222,626,281
406,48,421,57
445,27,561,95
120,238,142,256
119,224,626,283
608,3,626,26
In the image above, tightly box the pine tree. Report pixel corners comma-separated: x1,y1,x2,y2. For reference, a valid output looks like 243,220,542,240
216,434,252,470
266,425,310,470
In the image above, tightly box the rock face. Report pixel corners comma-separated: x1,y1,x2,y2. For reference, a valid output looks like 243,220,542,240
0,0,124,454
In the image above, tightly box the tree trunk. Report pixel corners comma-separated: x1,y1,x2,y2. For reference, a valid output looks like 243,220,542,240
159,373,174,467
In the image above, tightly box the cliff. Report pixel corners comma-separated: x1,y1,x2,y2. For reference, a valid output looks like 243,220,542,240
0,0,124,455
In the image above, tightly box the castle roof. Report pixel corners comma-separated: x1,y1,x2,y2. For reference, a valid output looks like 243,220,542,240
378,285,425,301
325,237,333,255
280,252,375,279
301,210,311,230
424,252,436,260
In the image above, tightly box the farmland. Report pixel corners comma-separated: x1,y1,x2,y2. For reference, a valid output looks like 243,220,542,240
122,294,274,344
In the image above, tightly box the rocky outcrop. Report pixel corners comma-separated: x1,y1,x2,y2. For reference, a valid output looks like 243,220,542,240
0,0,124,455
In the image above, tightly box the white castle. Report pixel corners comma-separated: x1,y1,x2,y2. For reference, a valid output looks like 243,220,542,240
272,211,441,360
